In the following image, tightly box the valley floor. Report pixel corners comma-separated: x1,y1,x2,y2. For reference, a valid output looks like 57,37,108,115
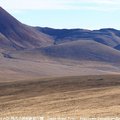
0,75,120,117
0,54,120,82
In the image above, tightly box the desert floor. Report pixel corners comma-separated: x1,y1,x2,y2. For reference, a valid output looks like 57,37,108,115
0,75,120,118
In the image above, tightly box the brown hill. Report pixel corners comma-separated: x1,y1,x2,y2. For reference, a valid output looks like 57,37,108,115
34,40,120,63
0,7,53,51
37,27,120,48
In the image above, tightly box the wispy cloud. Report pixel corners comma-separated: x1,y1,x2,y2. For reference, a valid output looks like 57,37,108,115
0,0,120,11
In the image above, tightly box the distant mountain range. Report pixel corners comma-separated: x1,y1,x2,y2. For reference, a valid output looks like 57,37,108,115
36,27,120,48
1,6,120,63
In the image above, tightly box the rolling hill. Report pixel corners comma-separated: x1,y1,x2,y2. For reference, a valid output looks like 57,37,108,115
39,40,120,62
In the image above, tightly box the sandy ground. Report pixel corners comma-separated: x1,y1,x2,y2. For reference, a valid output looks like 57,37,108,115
0,75,120,117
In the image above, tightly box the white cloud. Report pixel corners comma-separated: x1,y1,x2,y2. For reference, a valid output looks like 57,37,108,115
0,0,120,11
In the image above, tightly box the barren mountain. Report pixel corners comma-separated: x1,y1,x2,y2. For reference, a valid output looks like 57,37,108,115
0,7,53,51
36,27,120,48
9,40,120,63
38,40,120,62
0,7,120,80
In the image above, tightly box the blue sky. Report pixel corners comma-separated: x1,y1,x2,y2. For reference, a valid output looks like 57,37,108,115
0,0,120,30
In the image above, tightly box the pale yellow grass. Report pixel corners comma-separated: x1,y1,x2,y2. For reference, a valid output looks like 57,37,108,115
0,75,120,117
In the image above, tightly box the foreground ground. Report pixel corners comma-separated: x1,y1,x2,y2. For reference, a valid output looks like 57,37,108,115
0,75,120,117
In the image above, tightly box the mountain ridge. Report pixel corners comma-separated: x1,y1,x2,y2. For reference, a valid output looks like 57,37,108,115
0,7,53,51
36,27,120,48
1,7,120,64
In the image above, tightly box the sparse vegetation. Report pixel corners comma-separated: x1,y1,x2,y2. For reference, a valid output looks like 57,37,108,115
0,75,120,117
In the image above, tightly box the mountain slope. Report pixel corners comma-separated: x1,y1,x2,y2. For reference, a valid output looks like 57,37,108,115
6,40,120,63
114,44,120,50
36,27,120,48
0,7,53,51
36,40,120,63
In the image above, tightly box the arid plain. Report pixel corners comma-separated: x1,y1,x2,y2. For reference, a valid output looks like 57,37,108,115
0,75,120,117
